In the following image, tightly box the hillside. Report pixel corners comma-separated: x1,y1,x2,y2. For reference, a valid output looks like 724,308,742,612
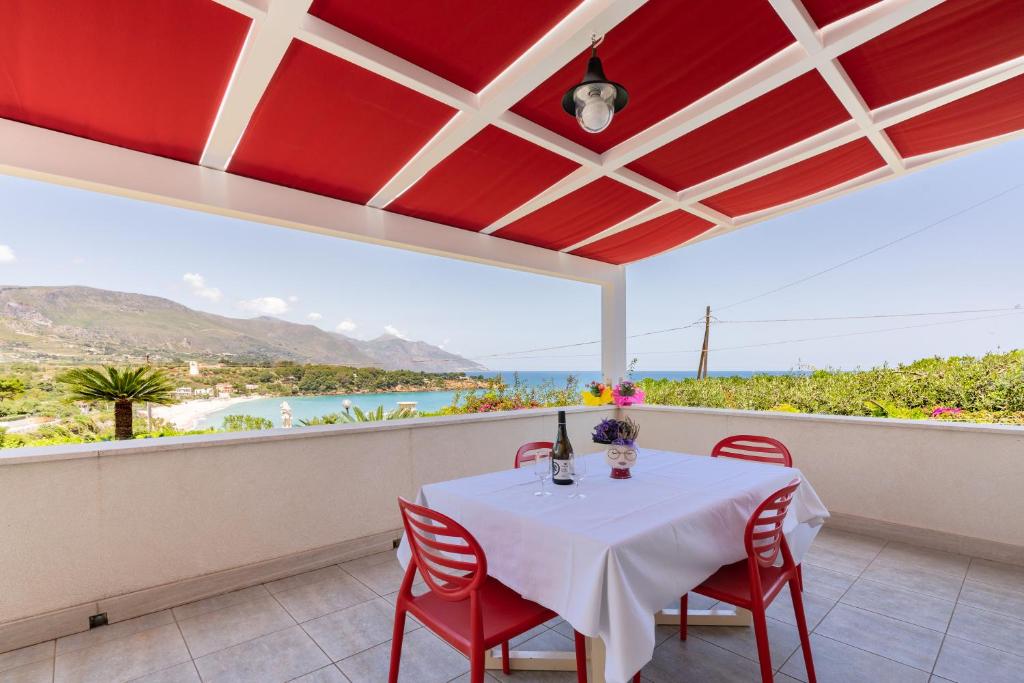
0,285,485,372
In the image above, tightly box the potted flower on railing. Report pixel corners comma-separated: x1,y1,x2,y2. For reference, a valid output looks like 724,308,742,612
582,380,613,406
612,379,645,406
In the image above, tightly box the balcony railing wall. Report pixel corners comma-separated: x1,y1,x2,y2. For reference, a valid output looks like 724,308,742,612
2,402,1023,653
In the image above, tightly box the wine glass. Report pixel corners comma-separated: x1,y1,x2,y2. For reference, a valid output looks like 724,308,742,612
570,454,588,499
533,451,552,497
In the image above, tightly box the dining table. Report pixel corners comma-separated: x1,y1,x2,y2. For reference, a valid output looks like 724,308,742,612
397,448,829,683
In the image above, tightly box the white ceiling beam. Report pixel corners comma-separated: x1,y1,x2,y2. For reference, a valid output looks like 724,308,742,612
200,0,312,171
770,0,904,175
366,0,649,209
0,119,621,285
480,0,946,238
561,203,676,253
210,0,268,20
480,167,597,234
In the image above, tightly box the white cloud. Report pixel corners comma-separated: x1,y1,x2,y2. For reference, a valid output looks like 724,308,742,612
0,245,15,263
238,296,289,315
307,312,323,321
183,273,222,301
288,295,299,303
383,324,410,340
336,318,358,333
438,338,451,350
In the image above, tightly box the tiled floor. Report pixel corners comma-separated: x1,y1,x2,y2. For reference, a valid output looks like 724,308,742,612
3,528,1024,682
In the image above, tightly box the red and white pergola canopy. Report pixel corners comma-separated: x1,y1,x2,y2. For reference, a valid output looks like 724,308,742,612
2,0,1023,266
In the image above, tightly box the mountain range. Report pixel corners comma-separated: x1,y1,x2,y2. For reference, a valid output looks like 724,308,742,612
0,286,485,372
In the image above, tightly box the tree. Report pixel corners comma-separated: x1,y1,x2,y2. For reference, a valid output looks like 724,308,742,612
58,367,175,440
0,377,25,402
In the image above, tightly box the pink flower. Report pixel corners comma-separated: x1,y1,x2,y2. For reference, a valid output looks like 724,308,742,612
930,406,962,417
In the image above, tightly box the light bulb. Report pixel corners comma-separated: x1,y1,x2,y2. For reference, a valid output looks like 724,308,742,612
574,84,616,133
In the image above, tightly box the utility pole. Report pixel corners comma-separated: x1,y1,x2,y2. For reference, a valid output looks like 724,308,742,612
697,305,711,379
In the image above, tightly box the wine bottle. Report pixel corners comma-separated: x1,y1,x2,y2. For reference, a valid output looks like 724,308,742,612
552,410,574,485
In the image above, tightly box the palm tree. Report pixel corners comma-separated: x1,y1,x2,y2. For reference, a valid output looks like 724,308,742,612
58,366,175,440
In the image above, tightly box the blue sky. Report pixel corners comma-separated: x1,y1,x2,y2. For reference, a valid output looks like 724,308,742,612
1,137,1022,372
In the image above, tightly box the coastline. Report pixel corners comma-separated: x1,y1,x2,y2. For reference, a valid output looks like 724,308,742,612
153,395,265,431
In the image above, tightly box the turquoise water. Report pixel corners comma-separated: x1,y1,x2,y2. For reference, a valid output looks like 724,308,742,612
202,370,796,429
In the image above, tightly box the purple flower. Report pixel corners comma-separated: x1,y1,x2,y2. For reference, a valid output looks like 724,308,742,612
592,418,620,444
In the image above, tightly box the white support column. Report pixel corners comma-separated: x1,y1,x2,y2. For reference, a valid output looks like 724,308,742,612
601,267,628,384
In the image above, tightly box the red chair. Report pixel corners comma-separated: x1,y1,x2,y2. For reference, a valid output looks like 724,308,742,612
679,480,816,683
514,441,553,469
711,435,793,467
391,498,588,683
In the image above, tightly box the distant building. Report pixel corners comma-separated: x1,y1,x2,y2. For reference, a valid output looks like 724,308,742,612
215,382,233,399
174,387,193,398
244,384,260,392
194,388,213,397
188,361,200,377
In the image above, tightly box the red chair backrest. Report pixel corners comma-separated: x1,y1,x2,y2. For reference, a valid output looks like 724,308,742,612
398,497,486,602
514,441,553,469
712,435,793,467
744,479,801,568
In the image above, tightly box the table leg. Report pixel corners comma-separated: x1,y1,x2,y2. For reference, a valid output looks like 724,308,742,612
484,646,576,672
587,635,608,683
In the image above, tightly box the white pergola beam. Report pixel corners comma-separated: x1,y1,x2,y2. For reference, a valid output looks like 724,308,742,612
367,0,649,209
201,0,313,171
0,119,621,287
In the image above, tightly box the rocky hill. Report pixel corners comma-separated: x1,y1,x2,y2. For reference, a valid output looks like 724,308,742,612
0,285,485,372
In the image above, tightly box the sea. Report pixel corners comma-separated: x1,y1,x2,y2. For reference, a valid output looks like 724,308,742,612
200,370,792,429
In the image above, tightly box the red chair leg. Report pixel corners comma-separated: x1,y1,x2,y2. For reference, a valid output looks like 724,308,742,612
633,673,642,682
679,594,688,640
751,604,774,683
501,641,511,675
469,645,485,683
796,564,804,592
789,578,817,683
574,630,588,683
387,608,407,683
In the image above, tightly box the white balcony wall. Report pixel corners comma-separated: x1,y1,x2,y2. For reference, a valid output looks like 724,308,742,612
625,405,1024,552
0,406,612,641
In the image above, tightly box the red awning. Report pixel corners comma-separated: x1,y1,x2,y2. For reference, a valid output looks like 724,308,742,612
2,0,1022,265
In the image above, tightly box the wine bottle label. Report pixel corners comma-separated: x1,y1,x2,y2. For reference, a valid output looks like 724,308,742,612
552,458,573,482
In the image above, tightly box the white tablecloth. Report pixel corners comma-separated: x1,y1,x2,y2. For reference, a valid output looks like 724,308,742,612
398,449,829,683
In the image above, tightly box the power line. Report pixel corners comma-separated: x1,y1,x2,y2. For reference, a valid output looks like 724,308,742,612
472,318,705,359
716,181,1024,312
482,310,1023,360
715,305,1022,324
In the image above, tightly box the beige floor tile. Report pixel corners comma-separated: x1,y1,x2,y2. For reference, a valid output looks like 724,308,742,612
799,564,857,601
56,611,173,656
814,603,943,671
302,597,417,662
933,635,1024,683
340,551,397,574
958,578,1024,620
343,558,412,596
337,628,468,683
0,642,54,674
869,543,970,579
966,559,1024,594
947,603,1024,656
265,567,347,596
171,585,271,622
290,665,350,682
193,625,329,683
779,633,930,683
0,659,53,683
766,586,836,630
840,578,955,631
859,563,965,602
129,661,200,682
54,623,190,683
689,617,801,671
509,624,552,648
644,633,764,682
176,595,294,659
274,572,377,623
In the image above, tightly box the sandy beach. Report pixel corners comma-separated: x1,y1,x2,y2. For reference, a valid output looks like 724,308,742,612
153,395,264,431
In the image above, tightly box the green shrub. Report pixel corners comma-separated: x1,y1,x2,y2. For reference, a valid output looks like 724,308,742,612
221,414,274,431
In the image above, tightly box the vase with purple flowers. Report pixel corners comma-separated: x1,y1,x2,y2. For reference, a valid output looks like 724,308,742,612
592,417,641,479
